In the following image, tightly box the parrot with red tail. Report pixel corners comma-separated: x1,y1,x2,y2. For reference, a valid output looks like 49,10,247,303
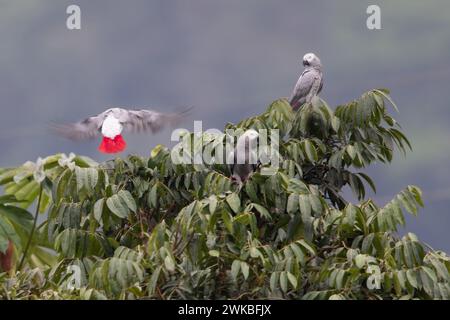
52,107,191,154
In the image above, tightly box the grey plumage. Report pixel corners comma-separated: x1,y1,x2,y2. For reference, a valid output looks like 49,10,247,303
230,130,259,184
289,53,323,111
52,107,191,141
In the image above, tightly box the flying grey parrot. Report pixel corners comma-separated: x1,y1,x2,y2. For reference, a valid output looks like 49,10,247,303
289,53,323,111
229,129,260,184
52,107,191,154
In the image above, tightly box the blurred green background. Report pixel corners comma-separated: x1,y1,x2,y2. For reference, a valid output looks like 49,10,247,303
0,0,449,250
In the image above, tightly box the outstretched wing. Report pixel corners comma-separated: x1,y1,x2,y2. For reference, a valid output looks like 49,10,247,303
51,114,106,141
52,107,192,140
117,108,192,134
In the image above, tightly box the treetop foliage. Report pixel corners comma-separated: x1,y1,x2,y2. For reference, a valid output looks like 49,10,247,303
0,89,449,300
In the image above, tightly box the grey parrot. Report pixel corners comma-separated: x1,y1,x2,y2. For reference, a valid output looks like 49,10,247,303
229,129,260,184
52,107,191,153
289,53,323,111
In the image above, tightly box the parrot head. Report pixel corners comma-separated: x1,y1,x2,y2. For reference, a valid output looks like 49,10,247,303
235,129,259,161
237,129,259,149
242,129,259,141
303,53,321,68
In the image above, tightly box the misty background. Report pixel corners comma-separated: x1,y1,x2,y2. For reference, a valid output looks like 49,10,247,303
0,1,449,251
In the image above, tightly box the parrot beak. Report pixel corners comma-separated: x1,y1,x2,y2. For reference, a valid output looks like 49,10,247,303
303,60,310,66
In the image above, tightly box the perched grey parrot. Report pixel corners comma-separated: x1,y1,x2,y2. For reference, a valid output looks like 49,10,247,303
289,53,323,111
229,129,260,184
52,107,191,154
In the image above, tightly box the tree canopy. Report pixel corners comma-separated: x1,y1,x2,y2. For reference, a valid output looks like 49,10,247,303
0,89,449,300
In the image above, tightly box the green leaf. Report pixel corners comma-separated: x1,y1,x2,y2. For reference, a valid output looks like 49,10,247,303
331,116,340,132
164,255,176,272
106,194,129,219
231,260,241,280
148,184,158,208
287,194,299,214
0,204,33,230
336,270,346,290
241,262,250,280
270,272,279,292
392,272,402,296
226,193,241,214
234,213,251,225
357,172,377,193
309,194,322,214
0,195,20,204
290,243,305,265
287,272,298,289
148,266,162,295
299,194,311,219
245,181,259,203
406,269,418,289
280,271,288,293
0,217,20,252
118,190,137,213
208,196,218,214
303,140,318,162
408,185,424,207
221,210,234,233
430,259,449,279
249,246,261,259
252,204,271,220
421,266,437,283
208,250,220,257
355,254,366,268
297,239,315,255
52,168,72,203
346,145,356,160
15,180,39,201
419,269,433,296
374,89,399,113
93,198,105,222
75,167,98,191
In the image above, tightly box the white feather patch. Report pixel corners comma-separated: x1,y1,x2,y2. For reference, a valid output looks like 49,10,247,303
101,116,123,138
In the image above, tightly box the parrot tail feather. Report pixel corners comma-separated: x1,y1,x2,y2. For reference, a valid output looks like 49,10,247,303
98,135,127,154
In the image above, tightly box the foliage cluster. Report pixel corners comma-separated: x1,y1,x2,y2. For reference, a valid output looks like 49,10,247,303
0,90,449,299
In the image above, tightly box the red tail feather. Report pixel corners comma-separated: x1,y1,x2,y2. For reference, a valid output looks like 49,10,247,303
98,135,127,154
